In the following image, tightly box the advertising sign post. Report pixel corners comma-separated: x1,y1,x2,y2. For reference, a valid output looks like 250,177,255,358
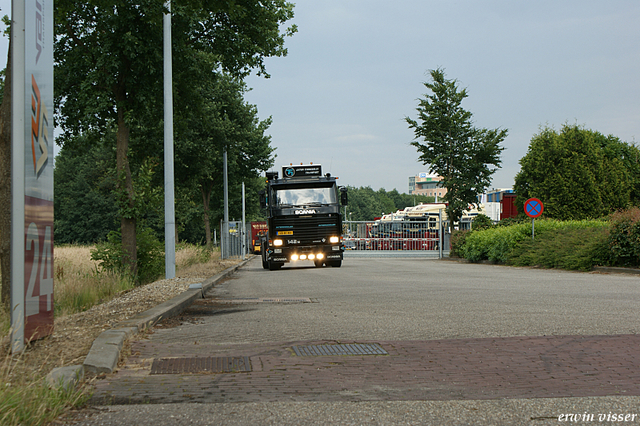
11,0,55,352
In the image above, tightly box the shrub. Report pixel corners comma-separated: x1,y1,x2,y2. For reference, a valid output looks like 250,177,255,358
507,226,610,271
91,227,164,285
496,216,527,227
471,214,493,231
449,230,469,258
460,222,532,263
608,207,640,268
459,219,608,264
135,227,165,284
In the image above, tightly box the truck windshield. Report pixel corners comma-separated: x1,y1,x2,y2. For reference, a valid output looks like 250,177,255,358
275,187,337,207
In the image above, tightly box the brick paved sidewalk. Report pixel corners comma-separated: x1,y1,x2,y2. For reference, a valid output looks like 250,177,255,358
91,334,640,405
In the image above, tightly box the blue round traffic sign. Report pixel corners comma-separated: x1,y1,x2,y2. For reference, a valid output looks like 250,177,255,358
524,198,544,218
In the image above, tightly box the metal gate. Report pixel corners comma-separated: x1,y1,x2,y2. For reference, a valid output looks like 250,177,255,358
342,218,450,258
221,220,245,259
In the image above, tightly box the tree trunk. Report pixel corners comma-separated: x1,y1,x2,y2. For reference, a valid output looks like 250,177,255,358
0,40,11,310
115,99,137,277
201,184,212,248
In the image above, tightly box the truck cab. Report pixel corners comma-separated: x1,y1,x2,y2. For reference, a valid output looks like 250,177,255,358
260,164,347,270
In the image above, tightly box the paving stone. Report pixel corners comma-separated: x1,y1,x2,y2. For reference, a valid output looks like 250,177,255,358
90,334,640,405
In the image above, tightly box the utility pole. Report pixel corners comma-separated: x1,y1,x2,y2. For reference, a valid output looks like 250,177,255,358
222,149,229,258
163,0,176,279
242,182,246,260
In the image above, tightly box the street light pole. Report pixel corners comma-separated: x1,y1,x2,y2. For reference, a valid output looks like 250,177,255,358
163,1,176,279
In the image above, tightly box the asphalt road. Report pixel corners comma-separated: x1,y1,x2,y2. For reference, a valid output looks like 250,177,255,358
72,258,640,425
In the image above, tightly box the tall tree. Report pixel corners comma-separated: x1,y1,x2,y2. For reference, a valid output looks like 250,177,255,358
54,1,296,273
514,125,637,220
405,68,507,226
54,133,120,244
174,73,274,246
0,29,10,310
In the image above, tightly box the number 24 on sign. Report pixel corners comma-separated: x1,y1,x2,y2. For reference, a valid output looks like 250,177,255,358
25,222,53,317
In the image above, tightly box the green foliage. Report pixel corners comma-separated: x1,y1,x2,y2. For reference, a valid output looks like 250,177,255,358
508,227,610,271
406,68,507,225
0,371,88,426
460,219,608,264
514,125,639,220
55,134,166,244
174,73,275,244
345,186,433,221
471,214,493,231
608,207,640,267
135,227,165,284
496,216,528,227
54,0,296,266
91,227,164,285
449,230,469,258
54,136,119,244
54,271,134,316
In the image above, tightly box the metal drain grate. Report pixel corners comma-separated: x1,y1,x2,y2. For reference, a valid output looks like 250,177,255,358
150,356,251,374
292,343,388,356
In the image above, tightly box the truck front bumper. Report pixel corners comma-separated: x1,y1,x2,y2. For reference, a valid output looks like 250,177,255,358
267,244,343,263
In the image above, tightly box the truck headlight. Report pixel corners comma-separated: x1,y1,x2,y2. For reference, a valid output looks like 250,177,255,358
329,236,339,243
273,239,283,246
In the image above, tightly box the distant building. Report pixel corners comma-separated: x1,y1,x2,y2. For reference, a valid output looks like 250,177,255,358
477,188,517,221
409,173,448,199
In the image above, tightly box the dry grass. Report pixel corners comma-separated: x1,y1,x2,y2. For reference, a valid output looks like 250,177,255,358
175,244,227,277
53,245,136,317
0,243,241,425
0,349,88,426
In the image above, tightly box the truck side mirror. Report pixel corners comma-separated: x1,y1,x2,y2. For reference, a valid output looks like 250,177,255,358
259,190,266,209
340,187,348,206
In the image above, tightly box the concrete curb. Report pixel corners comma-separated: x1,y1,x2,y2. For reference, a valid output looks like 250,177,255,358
46,365,84,391
49,257,253,389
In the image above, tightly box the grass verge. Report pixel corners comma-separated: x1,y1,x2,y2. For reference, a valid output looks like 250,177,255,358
1,243,227,425
0,350,89,426
53,245,136,317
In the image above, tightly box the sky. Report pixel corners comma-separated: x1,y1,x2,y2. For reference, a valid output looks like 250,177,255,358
1,1,639,194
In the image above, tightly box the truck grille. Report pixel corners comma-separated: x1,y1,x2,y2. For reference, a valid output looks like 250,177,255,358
273,215,339,243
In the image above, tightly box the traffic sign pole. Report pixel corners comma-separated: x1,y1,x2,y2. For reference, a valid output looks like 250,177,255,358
524,198,544,241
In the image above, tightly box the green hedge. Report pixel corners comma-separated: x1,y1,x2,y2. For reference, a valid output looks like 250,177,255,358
608,207,640,268
459,218,609,265
507,226,610,271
